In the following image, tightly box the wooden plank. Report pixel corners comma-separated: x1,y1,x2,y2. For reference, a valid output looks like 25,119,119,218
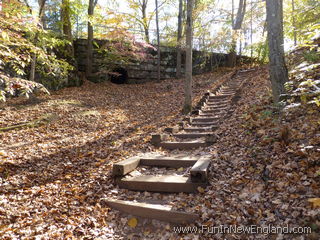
151,134,169,146
190,158,211,182
208,94,233,100
184,126,217,132
191,117,219,122
117,175,206,193
113,157,140,176
202,105,229,110
159,141,208,150
140,155,198,167
190,122,218,127
205,102,229,107
173,132,214,139
103,199,199,224
163,126,180,133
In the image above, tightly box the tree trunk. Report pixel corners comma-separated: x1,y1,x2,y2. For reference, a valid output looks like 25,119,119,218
233,0,247,30
61,0,73,55
29,0,46,82
227,0,236,67
266,0,289,103
176,0,183,78
155,0,160,82
291,0,297,46
183,0,194,114
141,0,150,43
250,0,253,58
86,0,97,78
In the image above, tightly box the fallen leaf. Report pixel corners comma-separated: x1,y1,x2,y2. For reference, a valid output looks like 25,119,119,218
197,186,205,193
308,198,320,208
128,217,138,228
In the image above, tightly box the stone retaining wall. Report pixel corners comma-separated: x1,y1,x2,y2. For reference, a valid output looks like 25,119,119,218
74,39,245,83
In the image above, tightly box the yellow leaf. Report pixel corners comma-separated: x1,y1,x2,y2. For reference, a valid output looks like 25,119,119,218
128,217,138,228
177,167,184,172
197,186,205,193
0,150,7,156
308,198,320,208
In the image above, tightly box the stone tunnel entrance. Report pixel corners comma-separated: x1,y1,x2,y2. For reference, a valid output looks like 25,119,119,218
110,67,128,84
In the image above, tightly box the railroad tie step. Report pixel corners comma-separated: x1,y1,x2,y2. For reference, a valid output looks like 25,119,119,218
102,199,199,224
117,175,207,193
173,132,215,139
190,121,218,127
184,126,218,132
208,94,233,100
158,140,209,150
191,117,219,122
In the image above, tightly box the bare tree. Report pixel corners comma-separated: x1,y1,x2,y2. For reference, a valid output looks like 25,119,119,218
176,0,183,78
183,0,194,114
266,0,289,102
86,0,98,78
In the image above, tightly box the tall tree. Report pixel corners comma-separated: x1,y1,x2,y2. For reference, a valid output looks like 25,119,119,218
141,0,149,43
183,0,194,114
266,0,289,102
228,0,247,67
29,0,47,82
291,0,297,46
155,0,161,82
176,0,183,78
86,0,98,78
61,0,72,42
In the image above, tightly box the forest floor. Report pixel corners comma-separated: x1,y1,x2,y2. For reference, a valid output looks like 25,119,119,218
0,66,319,239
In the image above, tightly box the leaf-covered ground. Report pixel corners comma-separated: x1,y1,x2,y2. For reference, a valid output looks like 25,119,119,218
0,67,319,239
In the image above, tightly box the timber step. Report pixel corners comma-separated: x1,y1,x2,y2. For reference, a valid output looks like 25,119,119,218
204,103,229,108
117,175,207,193
219,91,236,94
158,140,209,150
190,121,218,127
191,117,220,122
102,199,199,224
140,154,210,167
208,94,233,100
173,132,214,138
199,109,224,114
113,154,211,176
184,126,217,132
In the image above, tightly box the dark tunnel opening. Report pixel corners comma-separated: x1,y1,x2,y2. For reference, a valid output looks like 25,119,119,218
110,67,128,84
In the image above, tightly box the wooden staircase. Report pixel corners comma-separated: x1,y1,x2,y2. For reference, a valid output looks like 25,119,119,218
103,70,248,224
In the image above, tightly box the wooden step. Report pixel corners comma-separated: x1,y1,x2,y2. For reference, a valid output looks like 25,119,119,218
208,94,233,100
103,199,199,224
191,117,219,122
159,140,209,150
190,121,218,127
139,155,199,167
190,158,211,182
173,132,214,138
199,109,223,114
113,156,140,176
197,113,219,117
117,175,206,193
220,90,236,94
184,126,217,132
202,106,229,111
204,103,229,108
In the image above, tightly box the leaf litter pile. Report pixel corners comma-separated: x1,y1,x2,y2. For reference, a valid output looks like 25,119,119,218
0,66,319,239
